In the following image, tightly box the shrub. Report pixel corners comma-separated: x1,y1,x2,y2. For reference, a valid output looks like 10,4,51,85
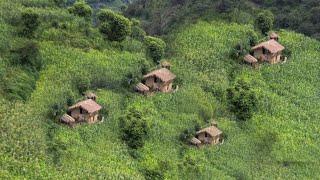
68,1,92,18
98,9,132,42
131,26,146,41
20,10,40,37
230,42,250,60
255,10,274,35
144,36,166,63
50,103,65,119
179,124,200,143
248,31,258,46
217,0,234,13
227,78,258,121
53,0,67,7
120,107,150,149
11,41,42,70
75,76,91,94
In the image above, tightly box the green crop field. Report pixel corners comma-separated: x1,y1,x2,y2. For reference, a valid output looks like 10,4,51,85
0,0,319,179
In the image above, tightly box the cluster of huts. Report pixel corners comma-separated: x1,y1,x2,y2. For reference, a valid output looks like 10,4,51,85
243,32,286,68
58,32,289,148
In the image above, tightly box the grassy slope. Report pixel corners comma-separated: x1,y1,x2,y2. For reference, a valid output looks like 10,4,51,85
0,0,319,178
163,21,320,179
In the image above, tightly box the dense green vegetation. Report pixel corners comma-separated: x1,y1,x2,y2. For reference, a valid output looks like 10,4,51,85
127,0,320,40
0,0,320,179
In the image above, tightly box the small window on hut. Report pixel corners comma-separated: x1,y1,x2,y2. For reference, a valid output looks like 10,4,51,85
154,77,161,83
205,133,208,138
263,48,267,54
80,108,83,114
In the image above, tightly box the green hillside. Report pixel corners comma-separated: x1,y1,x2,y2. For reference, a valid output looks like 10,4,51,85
0,0,320,179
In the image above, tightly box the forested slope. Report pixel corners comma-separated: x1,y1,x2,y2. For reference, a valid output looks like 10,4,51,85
127,0,320,40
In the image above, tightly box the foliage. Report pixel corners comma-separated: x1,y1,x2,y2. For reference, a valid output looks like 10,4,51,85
0,0,320,179
144,36,166,63
10,41,42,70
255,10,274,35
68,1,92,18
179,124,200,143
227,78,258,121
230,41,250,60
98,9,132,42
20,10,40,37
53,0,67,7
120,106,150,149
3,68,36,101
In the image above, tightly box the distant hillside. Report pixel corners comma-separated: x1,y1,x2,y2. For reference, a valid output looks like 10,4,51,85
127,0,320,40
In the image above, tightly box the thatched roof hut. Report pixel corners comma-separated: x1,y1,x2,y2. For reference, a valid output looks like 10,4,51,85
85,92,97,101
60,114,75,124
143,68,176,83
190,137,201,146
135,83,150,93
161,60,171,70
68,99,102,114
244,54,258,63
269,32,279,41
252,39,285,54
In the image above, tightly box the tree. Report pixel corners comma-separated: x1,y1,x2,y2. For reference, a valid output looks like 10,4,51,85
144,36,166,63
53,0,67,7
68,1,92,18
120,107,150,149
98,9,132,42
255,10,274,35
20,10,40,37
131,19,146,41
227,78,258,121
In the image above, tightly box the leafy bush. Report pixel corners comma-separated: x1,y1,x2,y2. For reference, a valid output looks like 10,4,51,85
230,42,250,60
255,10,274,35
98,9,132,42
50,103,65,119
227,78,258,121
120,106,150,149
144,36,166,63
75,76,91,94
68,1,92,18
53,0,67,7
20,10,40,37
179,124,200,143
10,41,42,70
131,26,146,41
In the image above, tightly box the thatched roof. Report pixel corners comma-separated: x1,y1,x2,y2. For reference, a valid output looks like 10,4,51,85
85,92,97,99
210,120,218,127
161,60,171,67
143,68,176,82
244,54,258,63
69,99,102,113
135,83,150,92
60,114,75,124
269,32,279,39
190,137,201,145
196,126,222,137
252,39,285,54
